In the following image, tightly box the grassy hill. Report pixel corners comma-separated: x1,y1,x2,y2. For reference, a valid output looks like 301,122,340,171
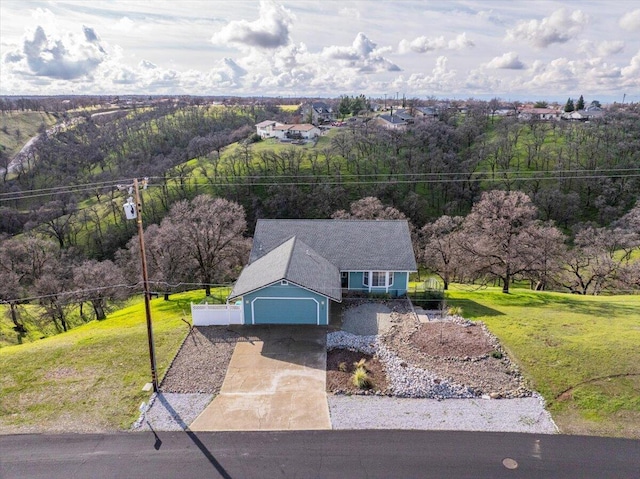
445,286,640,439
0,111,58,159
1,285,639,437
0,290,217,433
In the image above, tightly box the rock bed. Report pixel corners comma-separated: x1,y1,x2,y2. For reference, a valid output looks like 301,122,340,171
159,326,239,394
329,306,532,400
328,331,474,399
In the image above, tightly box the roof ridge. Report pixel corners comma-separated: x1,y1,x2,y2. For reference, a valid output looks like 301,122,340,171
283,235,296,278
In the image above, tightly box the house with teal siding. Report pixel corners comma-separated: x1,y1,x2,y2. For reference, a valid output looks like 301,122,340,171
228,219,417,325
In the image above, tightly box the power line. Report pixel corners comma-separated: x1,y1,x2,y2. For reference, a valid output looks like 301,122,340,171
2,168,639,203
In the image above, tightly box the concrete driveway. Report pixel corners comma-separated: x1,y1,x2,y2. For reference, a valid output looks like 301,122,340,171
189,326,331,431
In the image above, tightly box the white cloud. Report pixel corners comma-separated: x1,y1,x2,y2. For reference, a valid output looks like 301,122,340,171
506,9,588,48
404,56,457,92
114,17,136,33
621,50,640,87
487,52,525,69
4,24,108,80
577,39,625,57
211,0,293,50
398,33,474,54
524,56,622,93
322,33,400,73
620,9,640,31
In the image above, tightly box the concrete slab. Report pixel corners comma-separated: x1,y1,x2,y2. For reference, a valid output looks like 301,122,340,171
190,326,331,431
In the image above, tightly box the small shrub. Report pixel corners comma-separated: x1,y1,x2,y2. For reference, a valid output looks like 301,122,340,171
448,306,463,317
491,350,503,359
338,361,348,372
352,366,372,389
353,358,367,370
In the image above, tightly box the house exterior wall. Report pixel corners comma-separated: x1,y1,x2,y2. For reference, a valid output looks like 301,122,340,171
241,282,330,325
346,271,409,296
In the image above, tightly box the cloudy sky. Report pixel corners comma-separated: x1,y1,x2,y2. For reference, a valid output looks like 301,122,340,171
1,0,639,102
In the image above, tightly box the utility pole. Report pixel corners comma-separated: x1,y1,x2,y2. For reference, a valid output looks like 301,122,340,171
123,178,158,393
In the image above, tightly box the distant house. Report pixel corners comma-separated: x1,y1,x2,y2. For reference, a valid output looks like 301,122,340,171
562,107,604,122
372,114,408,130
302,101,334,125
518,108,562,121
255,120,283,138
256,121,320,140
394,109,415,123
413,106,438,119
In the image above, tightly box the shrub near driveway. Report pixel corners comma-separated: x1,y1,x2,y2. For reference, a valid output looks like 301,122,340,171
0,290,213,433
445,286,640,439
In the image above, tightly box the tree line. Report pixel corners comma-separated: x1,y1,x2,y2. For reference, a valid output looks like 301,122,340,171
2,191,639,345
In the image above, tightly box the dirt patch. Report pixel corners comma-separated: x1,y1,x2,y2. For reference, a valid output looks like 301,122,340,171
382,314,528,397
410,322,495,358
327,349,389,395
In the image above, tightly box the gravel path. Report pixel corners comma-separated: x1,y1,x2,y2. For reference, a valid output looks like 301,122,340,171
135,393,213,431
160,327,239,393
341,302,395,336
328,396,558,433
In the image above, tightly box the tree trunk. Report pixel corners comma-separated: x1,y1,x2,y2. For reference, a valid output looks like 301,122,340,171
9,302,27,333
502,272,510,293
93,301,106,321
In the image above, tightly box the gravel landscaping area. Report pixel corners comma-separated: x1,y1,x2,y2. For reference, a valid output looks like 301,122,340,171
135,393,213,431
340,302,396,336
328,395,558,433
160,326,239,394
327,301,556,433
137,301,556,434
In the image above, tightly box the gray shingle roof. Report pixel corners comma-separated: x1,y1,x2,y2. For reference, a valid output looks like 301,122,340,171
250,219,417,272
230,236,341,301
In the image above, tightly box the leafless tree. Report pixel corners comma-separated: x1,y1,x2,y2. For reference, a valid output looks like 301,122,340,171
421,215,465,290
459,190,541,293
561,225,638,295
157,195,250,296
73,260,128,320
332,196,408,220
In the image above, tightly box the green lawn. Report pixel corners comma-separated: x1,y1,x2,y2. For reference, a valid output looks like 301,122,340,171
3,283,639,437
0,289,221,433
444,285,640,438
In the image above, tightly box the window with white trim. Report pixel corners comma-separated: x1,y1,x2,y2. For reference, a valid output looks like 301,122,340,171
363,272,394,287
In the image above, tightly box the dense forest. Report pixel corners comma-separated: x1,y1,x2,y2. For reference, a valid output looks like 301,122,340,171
1,97,639,343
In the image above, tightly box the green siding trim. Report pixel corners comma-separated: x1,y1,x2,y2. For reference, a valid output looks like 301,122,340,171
241,282,329,325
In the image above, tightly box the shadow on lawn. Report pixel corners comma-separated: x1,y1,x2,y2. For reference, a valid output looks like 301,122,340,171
444,299,504,318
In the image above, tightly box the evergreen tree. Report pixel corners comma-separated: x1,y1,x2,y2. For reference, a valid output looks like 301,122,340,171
576,95,585,111
564,98,575,112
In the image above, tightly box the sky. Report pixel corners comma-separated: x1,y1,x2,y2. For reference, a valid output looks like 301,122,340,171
1,0,639,103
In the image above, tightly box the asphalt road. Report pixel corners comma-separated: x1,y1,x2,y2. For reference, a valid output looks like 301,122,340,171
1,430,638,479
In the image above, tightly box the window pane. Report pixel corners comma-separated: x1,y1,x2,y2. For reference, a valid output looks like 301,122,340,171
372,272,384,287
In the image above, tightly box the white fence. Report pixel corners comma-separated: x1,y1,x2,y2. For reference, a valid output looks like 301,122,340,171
191,302,243,326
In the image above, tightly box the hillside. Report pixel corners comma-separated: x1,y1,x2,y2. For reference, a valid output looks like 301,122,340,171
1,287,638,438
0,290,209,433
445,286,640,438
0,111,58,161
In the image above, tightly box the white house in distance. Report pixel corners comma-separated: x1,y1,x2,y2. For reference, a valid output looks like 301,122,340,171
255,120,282,138
255,121,321,140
